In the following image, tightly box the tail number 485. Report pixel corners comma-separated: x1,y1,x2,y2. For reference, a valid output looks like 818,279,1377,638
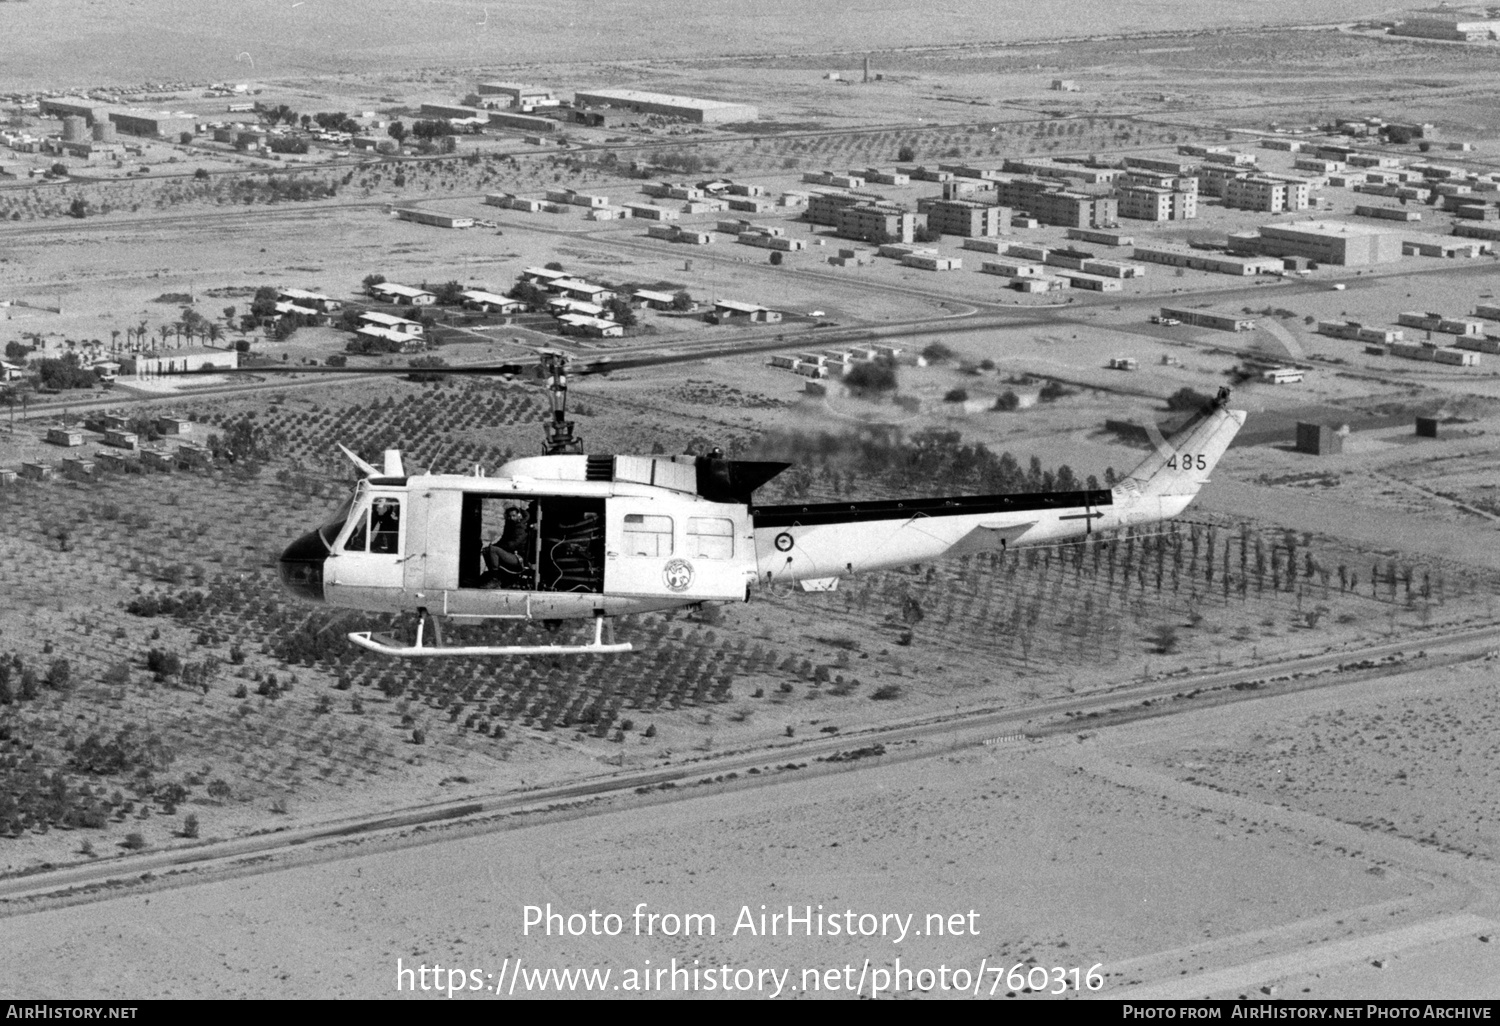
1166,453,1209,471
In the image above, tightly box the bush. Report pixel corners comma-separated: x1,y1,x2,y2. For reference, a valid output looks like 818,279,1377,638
921,342,955,364
182,813,200,838
993,390,1020,412
1038,380,1074,403
1165,387,1213,412
843,358,897,394
871,684,903,701
122,832,147,850
943,388,968,403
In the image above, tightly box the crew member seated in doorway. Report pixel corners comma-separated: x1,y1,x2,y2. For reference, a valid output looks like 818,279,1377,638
481,505,534,586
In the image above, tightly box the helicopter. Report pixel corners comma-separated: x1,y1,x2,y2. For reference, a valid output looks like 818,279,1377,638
270,352,1246,657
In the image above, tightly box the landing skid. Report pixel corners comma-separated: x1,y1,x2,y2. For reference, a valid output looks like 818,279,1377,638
348,609,632,658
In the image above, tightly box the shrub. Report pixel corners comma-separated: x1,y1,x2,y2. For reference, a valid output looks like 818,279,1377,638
993,390,1020,411
943,388,968,403
871,684,903,701
122,832,147,850
182,814,200,838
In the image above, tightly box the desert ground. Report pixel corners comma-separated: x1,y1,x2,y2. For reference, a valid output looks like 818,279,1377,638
4,1,1500,1002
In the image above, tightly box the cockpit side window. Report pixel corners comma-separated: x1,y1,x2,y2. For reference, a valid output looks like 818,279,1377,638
370,497,401,554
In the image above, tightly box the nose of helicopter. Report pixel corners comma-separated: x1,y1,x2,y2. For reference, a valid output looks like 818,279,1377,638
277,528,327,603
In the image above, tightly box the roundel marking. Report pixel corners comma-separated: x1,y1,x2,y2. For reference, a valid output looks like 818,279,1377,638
774,532,794,552
663,558,694,592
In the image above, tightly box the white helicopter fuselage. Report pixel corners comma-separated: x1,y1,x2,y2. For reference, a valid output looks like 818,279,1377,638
275,395,1245,655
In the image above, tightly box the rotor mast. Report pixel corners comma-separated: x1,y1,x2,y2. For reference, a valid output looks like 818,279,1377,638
540,351,582,455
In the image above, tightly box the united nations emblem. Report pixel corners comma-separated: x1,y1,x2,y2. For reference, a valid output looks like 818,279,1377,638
663,559,694,592
774,532,794,552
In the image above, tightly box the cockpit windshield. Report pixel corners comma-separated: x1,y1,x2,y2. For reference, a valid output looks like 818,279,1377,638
317,484,362,549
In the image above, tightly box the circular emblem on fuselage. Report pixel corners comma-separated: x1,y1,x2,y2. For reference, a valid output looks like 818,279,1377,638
663,558,694,592
774,532,794,552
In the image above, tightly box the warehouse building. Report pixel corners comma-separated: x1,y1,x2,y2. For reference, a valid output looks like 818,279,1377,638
486,111,557,133
1228,221,1402,266
476,82,557,108
121,348,238,377
1393,10,1500,40
393,208,475,229
108,109,198,138
572,89,756,124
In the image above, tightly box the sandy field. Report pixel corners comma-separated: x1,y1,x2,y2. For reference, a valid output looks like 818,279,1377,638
3,655,1499,999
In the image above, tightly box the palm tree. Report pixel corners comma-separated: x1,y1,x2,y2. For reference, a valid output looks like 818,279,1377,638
110,329,121,352
158,324,172,350
207,323,224,347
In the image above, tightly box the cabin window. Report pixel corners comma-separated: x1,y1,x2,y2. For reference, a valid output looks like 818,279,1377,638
342,511,369,552
623,513,673,557
687,517,734,559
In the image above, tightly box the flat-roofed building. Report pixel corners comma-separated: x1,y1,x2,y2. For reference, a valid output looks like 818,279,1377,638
1117,184,1197,221
1229,221,1402,266
1223,176,1310,213
979,259,1044,278
572,89,756,124
624,202,678,221
1403,239,1489,258
989,176,1117,229
925,199,1006,237
486,111,557,132
1159,307,1256,332
476,82,556,107
1393,10,1500,41
834,203,915,244
1067,228,1135,247
1132,245,1282,276
1389,342,1480,365
900,253,961,271
108,108,198,138
1317,320,1404,344
393,208,475,229
1057,271,1121,291
121,348,238,376
1354,205,1421,222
